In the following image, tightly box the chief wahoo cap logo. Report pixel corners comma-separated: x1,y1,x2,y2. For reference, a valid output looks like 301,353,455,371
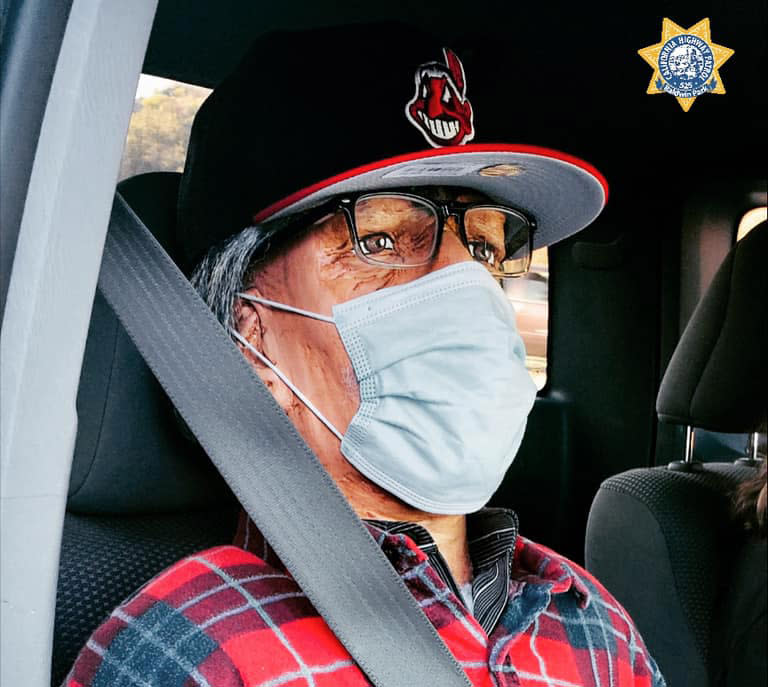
405,48,475,147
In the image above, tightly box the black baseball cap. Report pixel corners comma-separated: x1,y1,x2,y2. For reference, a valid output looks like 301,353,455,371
177,23,608,268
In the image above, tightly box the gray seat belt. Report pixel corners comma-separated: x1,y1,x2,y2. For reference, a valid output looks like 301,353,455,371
97,193,473,687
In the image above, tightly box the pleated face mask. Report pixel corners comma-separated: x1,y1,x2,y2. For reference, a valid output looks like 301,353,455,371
233,262,537,514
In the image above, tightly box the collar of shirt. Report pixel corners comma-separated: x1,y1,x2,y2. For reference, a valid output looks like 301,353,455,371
233,507,590,635
366,508,519,633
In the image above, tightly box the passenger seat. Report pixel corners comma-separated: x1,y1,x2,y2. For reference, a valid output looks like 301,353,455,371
585,222,767,687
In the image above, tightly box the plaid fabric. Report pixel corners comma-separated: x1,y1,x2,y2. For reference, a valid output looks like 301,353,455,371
65,513,666,687
368,509,518,634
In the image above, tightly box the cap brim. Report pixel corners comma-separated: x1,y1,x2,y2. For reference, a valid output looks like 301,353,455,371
253,144,608,250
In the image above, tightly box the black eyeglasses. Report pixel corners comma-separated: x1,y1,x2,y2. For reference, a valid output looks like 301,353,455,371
265,191,536,278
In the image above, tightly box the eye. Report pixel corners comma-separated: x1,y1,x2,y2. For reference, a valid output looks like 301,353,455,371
442,86,452,103
358,233,395,255
467,240,499,267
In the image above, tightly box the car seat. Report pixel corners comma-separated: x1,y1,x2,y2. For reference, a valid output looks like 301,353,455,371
51,166,578,683
51,172,239,686
585,222,767,687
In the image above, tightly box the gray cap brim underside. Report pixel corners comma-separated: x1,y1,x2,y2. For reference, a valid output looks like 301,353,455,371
266,151,607,250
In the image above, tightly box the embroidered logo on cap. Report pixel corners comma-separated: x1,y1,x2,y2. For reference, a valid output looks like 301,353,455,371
405,48,475,148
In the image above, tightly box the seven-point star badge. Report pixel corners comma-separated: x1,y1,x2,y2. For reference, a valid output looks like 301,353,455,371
638,18,734,112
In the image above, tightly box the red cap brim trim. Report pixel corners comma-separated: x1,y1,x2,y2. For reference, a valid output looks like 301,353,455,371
252,143,609,223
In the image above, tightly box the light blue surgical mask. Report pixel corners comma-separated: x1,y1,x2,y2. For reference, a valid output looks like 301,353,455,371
233,262,536,514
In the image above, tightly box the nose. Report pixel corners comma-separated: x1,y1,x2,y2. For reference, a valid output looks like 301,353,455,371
426,92,444,119
425,78,447,119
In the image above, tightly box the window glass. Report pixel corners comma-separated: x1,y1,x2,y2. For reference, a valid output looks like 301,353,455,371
504,247,548,390
737,206,767,241
119,75,211,180
693,430,754,463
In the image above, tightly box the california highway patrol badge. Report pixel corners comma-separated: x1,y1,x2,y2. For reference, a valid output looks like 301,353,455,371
638,18,734,112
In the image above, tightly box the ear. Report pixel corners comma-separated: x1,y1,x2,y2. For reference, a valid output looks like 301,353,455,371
234,291,294,412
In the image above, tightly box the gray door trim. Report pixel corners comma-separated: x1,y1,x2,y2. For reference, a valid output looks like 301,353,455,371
0,0,74,320
0,1,157,684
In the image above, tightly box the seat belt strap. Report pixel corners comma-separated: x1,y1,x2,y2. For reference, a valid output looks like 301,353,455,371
97,193,473,687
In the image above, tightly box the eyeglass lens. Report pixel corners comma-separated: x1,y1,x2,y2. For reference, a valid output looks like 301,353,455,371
354,195,439,266
352,194,530,276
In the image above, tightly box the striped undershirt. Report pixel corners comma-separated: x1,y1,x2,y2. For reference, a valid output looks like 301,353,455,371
367,507,518,634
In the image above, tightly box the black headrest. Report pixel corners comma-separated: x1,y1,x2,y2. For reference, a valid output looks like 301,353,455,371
69,172,231,514
586,462,758,687
657,221,767,432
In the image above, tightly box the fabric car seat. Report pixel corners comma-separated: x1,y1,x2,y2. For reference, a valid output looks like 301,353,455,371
585,222,767,687
51,172,239,686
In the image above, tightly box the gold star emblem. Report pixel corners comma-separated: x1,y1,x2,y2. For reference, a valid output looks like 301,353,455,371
638,18,734,111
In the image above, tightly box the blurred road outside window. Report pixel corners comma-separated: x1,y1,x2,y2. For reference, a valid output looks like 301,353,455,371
504,248,549,390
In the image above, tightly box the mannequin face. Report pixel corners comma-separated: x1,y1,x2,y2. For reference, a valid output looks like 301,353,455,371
235,189,483,520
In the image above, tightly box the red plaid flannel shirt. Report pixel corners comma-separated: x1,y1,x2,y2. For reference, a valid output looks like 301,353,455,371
65,514,665,687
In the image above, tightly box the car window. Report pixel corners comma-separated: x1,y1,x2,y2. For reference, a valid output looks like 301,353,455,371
504,248,548,390
119,75,211,180
737,206,767,241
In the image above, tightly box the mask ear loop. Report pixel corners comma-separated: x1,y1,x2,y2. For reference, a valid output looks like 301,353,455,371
237,293,335,323
230,329,344,442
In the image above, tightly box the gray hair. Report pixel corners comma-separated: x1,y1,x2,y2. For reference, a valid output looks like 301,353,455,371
190,223,282,332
